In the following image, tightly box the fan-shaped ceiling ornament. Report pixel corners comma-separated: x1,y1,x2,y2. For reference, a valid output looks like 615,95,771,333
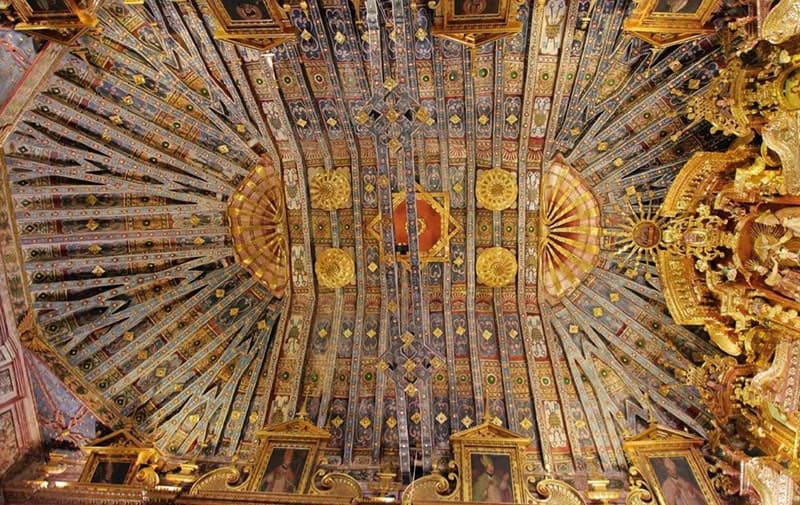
309,169,351,211
229,161,290,298
476,247,518,287
539,158,601,301
476,168,518,211
315,248,355,289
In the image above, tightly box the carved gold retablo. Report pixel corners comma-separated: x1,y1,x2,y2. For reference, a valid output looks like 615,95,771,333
309,169,351,211
476,168,517,211
315,248,355,289
476,247,517,287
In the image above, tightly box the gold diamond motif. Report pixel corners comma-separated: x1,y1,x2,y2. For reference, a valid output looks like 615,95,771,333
355,109,370,125
359,416,371,428
508,329,518,338
569,324,579,334
403,359,416,373
217,144,229,154
405,383,417,396
334,31,346,44
296,118,307,128
368,262,378,272
229,308,239,316
385,108,400,123
331,416,344,427
430,356,443,369
383,77,397,91
432,327,443,337
86,194,98,205
123,331,135,341
415,27,427,40
343,328,352,337
436,412,447,424
326,117,338,127
377,360,389,371
155,368,166,378
138,350,148,360
92,265,105,276
478,114,489,125
520,417,533,430
410,412,421,424
453,255,464,266
318,328,328,337
482,329,492,340
449,114,461,124
109,114,123,125
86,219,99,231
609,292,620,302
87,244,102,254
456,326,466,336
416,107,430,122
386,416,397,429
401,332,414,345
387,137,401,152
593,306,604,317
452,182,463,193
215,289,225,298
364,183,375,193
301,29,312,41
367,329,377,338
258,320,267,330
193,237,205,245
461,415,473,428
506,114,518,125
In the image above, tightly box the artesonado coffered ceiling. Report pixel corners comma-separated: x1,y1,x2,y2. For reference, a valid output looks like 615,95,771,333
2,0,732,477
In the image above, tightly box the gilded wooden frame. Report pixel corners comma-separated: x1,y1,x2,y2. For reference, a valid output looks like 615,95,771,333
450,421,530,504
245,418,331,494
206,0,296,50
623,0,721,47
624,425,721,505
79,446,157,485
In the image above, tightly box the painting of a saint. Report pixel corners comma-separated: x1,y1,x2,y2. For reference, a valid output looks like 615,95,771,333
470,453,513,503
258,447,307,493
90,460,133,484
653,0,701,14
28,0,69,12
221,0,271,21
651,457,707,505
454,0,500,15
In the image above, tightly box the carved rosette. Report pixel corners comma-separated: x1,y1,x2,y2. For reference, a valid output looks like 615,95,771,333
476,247,517,287
315,248,355,289
476,168,518,211
309,169,351,210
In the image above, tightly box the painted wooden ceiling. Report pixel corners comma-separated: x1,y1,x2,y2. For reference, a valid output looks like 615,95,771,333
4,0,732,477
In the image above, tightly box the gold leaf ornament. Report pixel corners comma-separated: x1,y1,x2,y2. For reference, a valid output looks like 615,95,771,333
315,248,355,288
476,247,517,287
309,169,351,210
476,168,517,211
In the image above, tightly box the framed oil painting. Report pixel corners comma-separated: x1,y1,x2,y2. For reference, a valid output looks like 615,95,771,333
450,420,530,504
623,0,721,47
624,425,722,505
245,417,330,494
79,429,158,486
206,0,296,50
